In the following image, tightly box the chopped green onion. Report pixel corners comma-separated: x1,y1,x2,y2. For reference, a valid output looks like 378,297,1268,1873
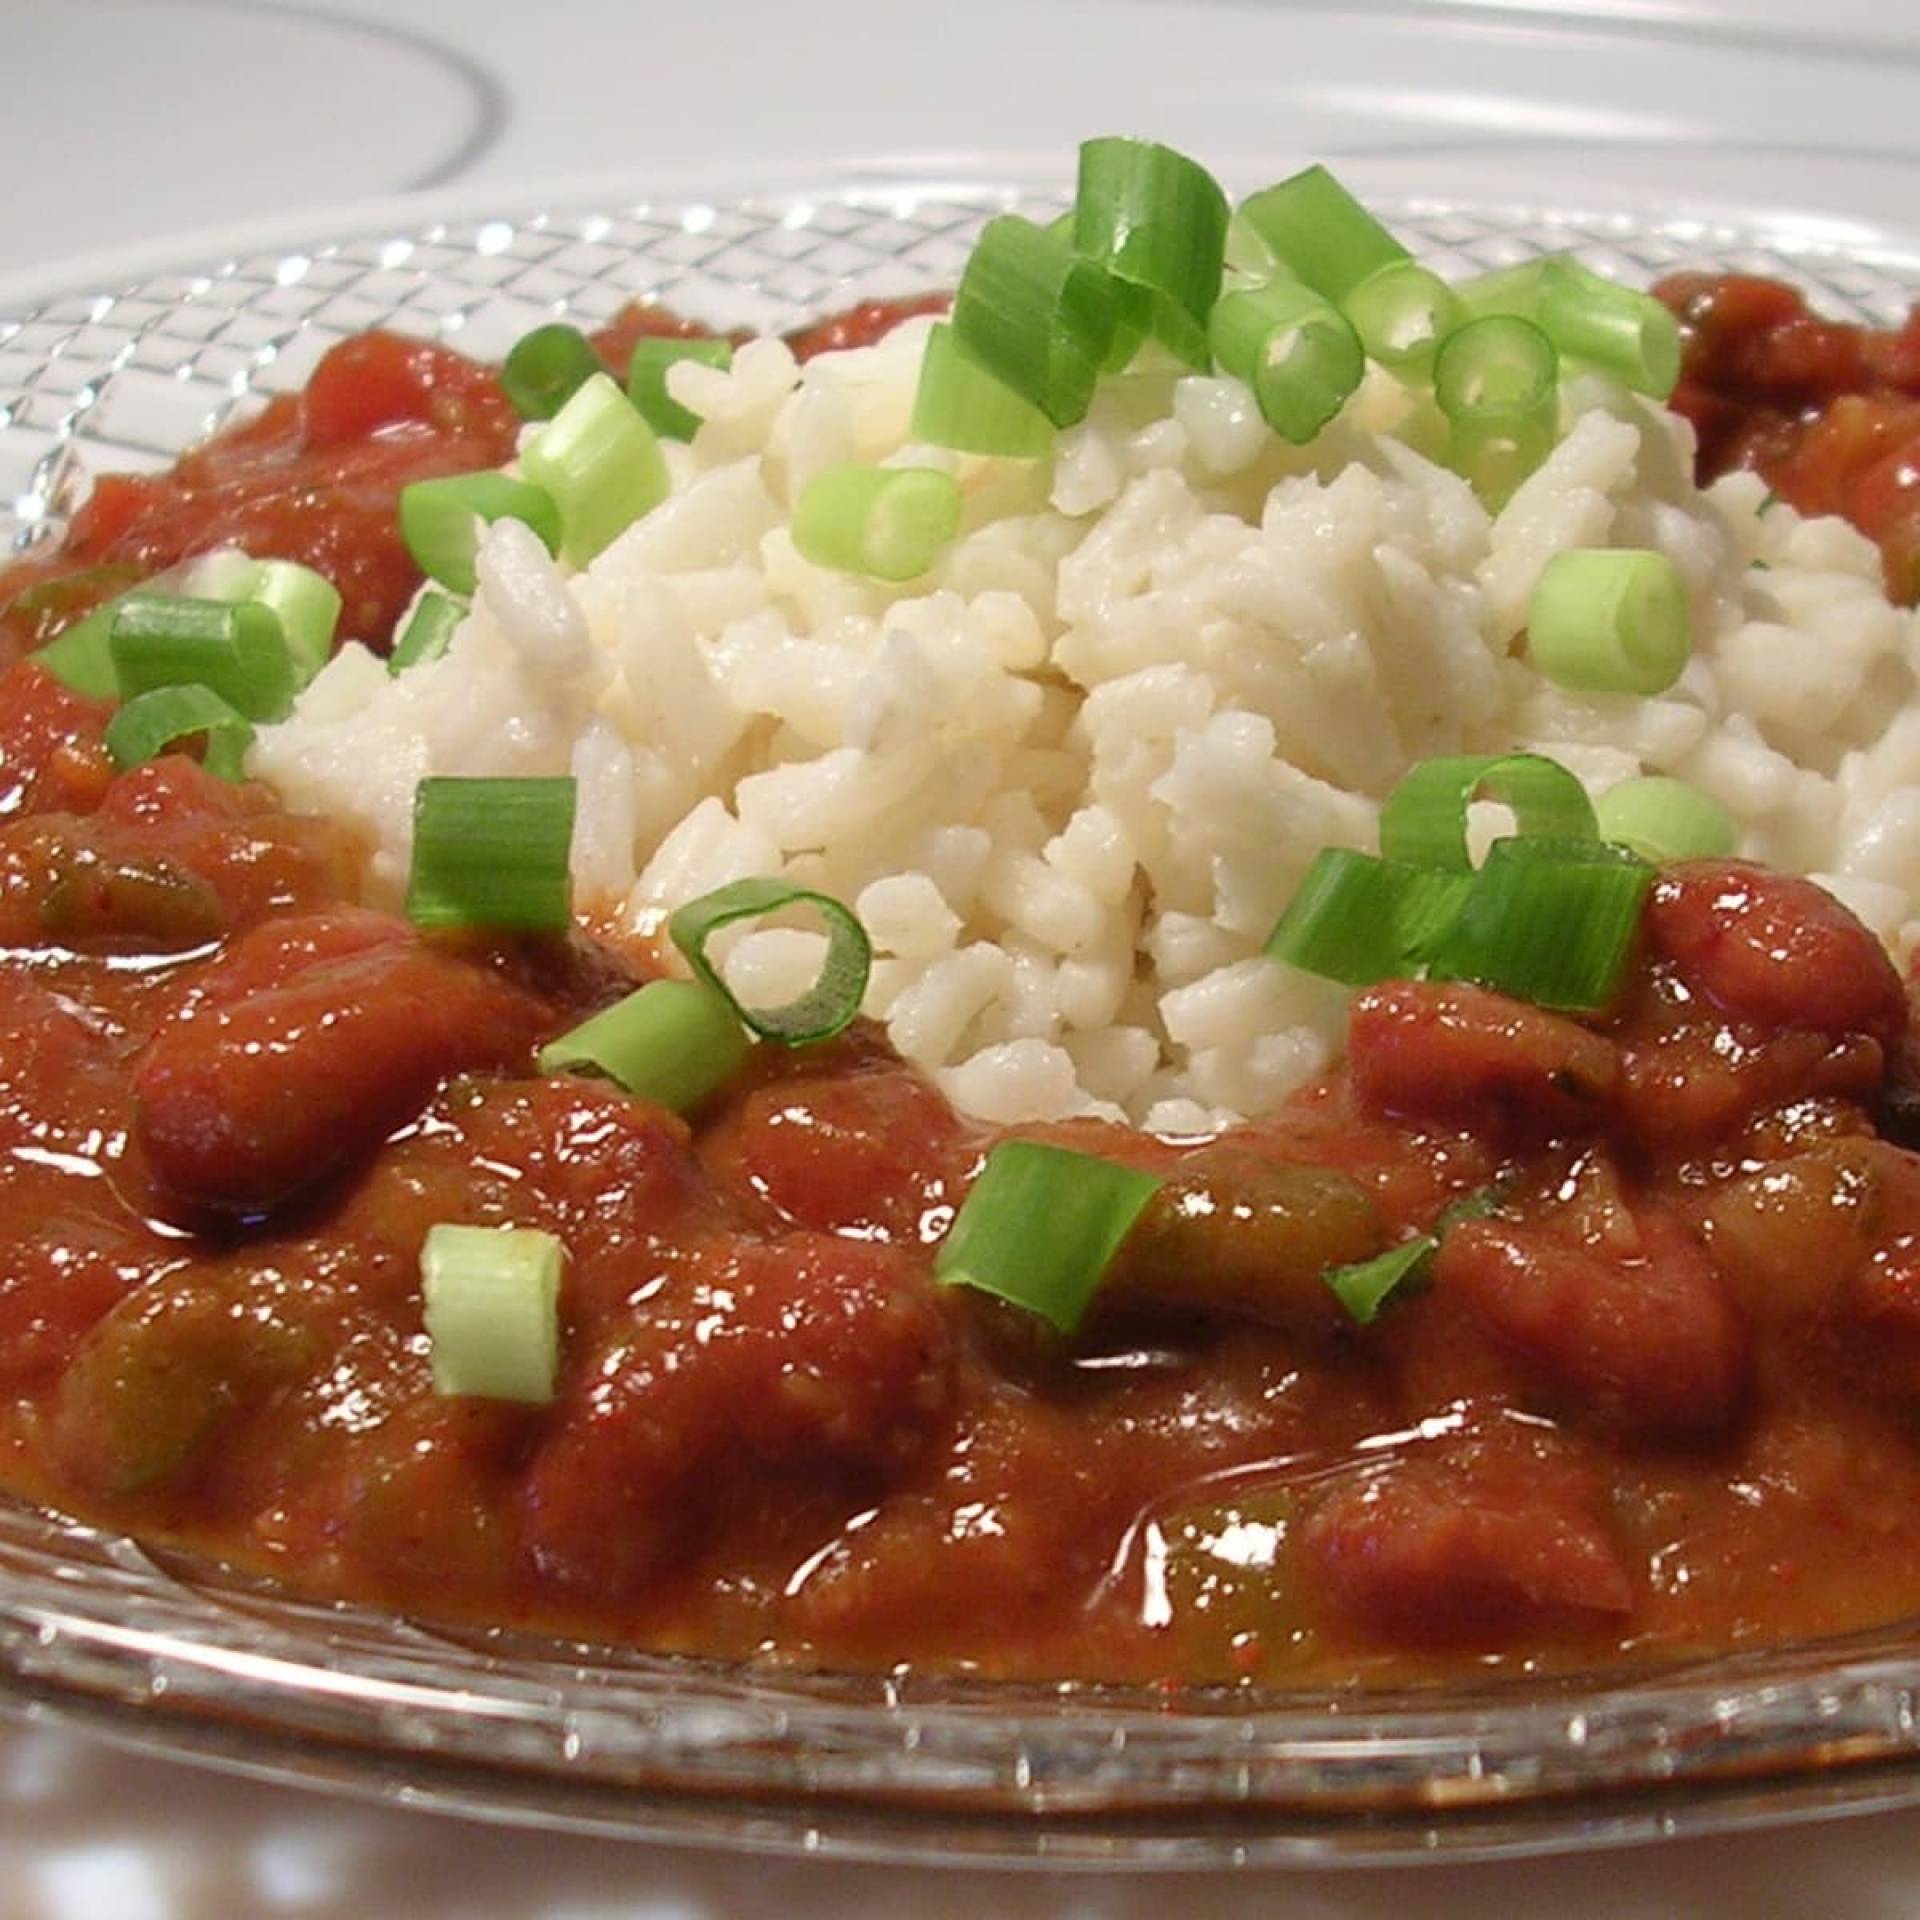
1265,848,1471,986
108,594,294,723
32,599,122,698
1072,137,1228,369
950,214,1117,427
399,472,562,596
1235,165,1411,306
626,336,733,441
1426,837,1654,1012
1433,314,1559,505
247,559,340,686
1100,280,1158,373
1380,751,1598,870
1208,278,1365,444
502,322,604,421
935,1138,1163,1333
668,876,871,1045
909,323,1056,457
1528,547,1691,696
1595,775,1737,863
1537,257,1681,399
1343,260,1464,380
420,1223,564,1404
1455,260,1546,322
1323,1234,1435,1325
519,372,670,567
104,685,255,782
1044,213,1156,371
175,548,262,603
538,978,753,1112
791,464,962,582
406,776,576,933
388,589,465,674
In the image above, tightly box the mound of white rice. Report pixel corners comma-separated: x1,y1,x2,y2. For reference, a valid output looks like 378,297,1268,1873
248,315,1920,1132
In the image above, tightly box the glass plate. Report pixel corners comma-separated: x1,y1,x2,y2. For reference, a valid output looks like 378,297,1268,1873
6,181,1920,1870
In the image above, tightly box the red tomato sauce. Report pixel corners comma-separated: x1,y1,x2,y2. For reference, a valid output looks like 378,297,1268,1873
1,655,1919,1686
1657,272,1920,603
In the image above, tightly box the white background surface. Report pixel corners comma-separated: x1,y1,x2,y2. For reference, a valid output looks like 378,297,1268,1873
7,0,1920,1912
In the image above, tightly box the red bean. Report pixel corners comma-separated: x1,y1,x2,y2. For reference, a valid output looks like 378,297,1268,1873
1435,1211,1745,1441
1298,1431,1634,1644
519,1232,950,1594
1644,861,1905,1047
133,910,553,1213
702,1057,970,1243
1347,980,1618,1134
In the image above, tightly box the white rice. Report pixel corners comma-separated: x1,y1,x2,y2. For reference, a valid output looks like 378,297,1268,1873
247,316,1920,1131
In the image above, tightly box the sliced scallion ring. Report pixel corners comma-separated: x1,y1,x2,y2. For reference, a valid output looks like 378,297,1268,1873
388,589,466,675
910,323,1057,458
1343,260,1464,381
247,559,341,686
1072,136,1229,368
1528,547,1692,696
626,336,734,441
935,1138,1163,1334
667,876,871,1045
104,684,255,782
1537,256,1681,399
501,322,604,422
791,464,962,582
1426,836,1654,1012
950,213,1117,428
537,977,753,1112
405,776,577,933
1595,775,1737,863
1433,313,1560,506
1455,260,1548,323
399,472,562,596
1379,751,1599,870
1265,848,1472,986
420,1223,564,1404
108,593,295,723
1235,164,1411,305
1208,278,1365,444
519,372,670,566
